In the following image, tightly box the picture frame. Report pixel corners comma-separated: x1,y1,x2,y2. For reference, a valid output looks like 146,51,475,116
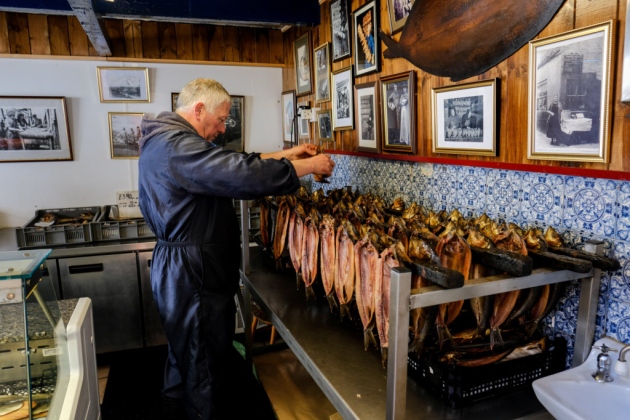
97,67,150,103
330,0,352,62
386,0,415,34
0,96,73,162
281,90,297,144
171,92,179,112
109,112,144,159
213,95,245,152
431,78,498,156
314,42,331,104
294,32,313,96
331,66,354,131
380,71,416,154
355,81,380,153
316,109,333,142
527,21,613,163
298,116,310,140
353,1,380,77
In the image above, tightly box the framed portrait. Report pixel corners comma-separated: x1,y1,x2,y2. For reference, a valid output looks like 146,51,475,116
527,21,613,163
317,109,333,142
281,90,297,144
214,95,245,152
386,0,415,34
314,42,331,104
380,71,416,154
330,0,352,62
431,79,498,156
355,81,380,153
353,1,380,77
171,92,179,112
97,67,150,103
294,33,313,96
331,66,354,131
0,96,73,162
109,112,144,159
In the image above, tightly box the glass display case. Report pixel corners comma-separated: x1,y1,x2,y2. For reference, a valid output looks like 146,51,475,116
0,249,70,420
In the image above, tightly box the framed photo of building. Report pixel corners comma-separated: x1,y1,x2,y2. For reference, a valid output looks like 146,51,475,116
331,66,354,131
380,71,416,154
109,112,144,159
314,42,331,104
317,109,333,142
213,95,245,152
294,33,313,96
355,81,380,153
386,0,415,34
330,0,352,62
527,21,613,163
0,96,73,162
431,79,498,156
353,1,380,77
282,90,297,144
97,67,150,103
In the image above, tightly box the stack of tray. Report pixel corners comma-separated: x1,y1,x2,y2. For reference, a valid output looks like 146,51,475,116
16,207,101,249
91,205,155,242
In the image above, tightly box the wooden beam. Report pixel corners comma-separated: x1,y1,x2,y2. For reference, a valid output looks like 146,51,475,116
66,0,112,56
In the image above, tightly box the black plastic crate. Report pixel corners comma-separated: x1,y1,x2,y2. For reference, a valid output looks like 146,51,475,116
91,205,155,242
407,337,567,409
16,207,101,249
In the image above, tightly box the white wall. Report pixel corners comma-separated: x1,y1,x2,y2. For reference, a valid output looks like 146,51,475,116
0,58,284,228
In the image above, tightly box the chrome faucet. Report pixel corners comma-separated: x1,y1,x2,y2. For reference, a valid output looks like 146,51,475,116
592,343,617,383
618,344,630,364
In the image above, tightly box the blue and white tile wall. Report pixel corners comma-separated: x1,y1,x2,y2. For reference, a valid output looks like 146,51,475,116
306,154,630,364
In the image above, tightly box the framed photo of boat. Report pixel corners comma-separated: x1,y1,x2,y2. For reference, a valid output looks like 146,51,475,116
527,21,613,163
431,78,498,156
317,109,333,142
0,96,73,162
386,0,415,34
109,112,144,159
294,33,313,96
314,42,331,104
331,66,354,131
97,67,150,103
380,71,416,154
282,90,297,144
353,1,380,77
330,0,352,62
355,81,380,153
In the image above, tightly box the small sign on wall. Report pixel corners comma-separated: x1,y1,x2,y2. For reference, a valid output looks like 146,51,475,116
116,190,142,219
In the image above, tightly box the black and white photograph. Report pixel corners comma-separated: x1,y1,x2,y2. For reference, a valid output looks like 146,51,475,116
353,1,380,77
432,79,497,156
387,0,415,34
0,96,73,162
314,42,331,104
282,90,297,143
213,95,244,152
380,71,416,154
317,109,333,142
331,66,354,131
528,21,613,163
330,0,351,62
355,81,380,153
294,33,313,96
97,67,150,103
109,112,144,159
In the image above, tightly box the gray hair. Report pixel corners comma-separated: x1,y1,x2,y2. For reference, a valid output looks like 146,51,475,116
176,78,231,113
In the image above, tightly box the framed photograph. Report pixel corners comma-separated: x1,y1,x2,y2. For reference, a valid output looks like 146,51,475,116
431,78,498,156
353,1,380,77
380,71,416,154
298,117,310,140
386,0,415,34
317,109,333,142
330,0,352,62
171,92,179,112
282,90,297,144
355,81,380,153
294,33,313,96
0,96,73,162
331,66,354,131
97,67,150,103
314,42,331,104
527,21,613,163
109,112,144,159
213,95,245,152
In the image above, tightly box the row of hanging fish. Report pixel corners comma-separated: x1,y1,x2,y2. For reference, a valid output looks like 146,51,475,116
256,185,620,368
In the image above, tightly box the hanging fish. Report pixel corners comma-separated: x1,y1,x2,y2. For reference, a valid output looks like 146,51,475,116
335,219,359,321
319,213,339,312
301,210,320,301
288,202,307,289
355,233,382,351
375,243,403,367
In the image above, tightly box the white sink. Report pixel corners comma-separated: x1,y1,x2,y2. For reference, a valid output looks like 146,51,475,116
533,337,630,420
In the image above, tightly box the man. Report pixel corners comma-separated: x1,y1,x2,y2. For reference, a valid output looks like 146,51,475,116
138,78,334,419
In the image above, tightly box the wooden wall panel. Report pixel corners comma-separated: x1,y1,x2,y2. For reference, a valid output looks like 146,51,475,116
208,26,224,61
104,19,126,57
269,29,284,64
0,12,9,53
255,28,270,63
123,20,143,58
192,25,209,61
175,23,193,60
7,13,30,54
141,21,160,59
67,16,90,56
27,15,50,55
158,22,177,59
48,15,70,56
238,27,256,63
223,26,240,62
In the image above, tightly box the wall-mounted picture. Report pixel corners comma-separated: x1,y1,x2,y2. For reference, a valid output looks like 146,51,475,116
527,21,613,163
97,67,150,103
355,81,380,153
330,0,351,62
386,0,415,34
109,112,144,159
380,71,416,154
282,90,297,144
353,1,380,77
294,33,313,96
0,96,73,162
314,42,331,104
171,92,179,111
213,95,244,152
432,78,498,156
317,109,333,142
299,116,310,140
331,66,354,131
